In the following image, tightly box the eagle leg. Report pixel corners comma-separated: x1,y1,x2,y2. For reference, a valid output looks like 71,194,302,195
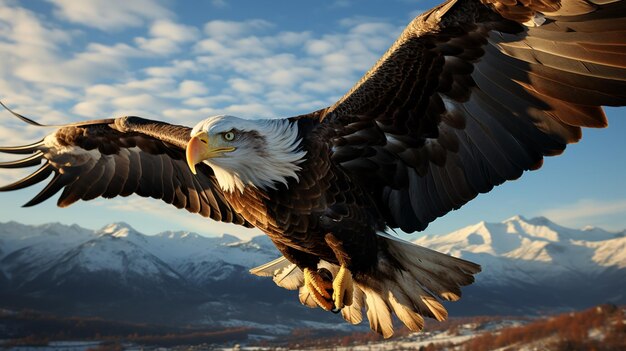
303,267,333,311
325,233,354,310
332,264,354,310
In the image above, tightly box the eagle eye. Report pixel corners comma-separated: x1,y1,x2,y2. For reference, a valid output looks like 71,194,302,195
223,131,235,141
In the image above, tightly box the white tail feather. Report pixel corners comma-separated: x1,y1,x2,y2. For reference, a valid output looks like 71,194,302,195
341,286,365,325
388,290,424,332
362,286,394,338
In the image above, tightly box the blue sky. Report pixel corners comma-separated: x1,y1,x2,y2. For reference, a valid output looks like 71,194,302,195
0,0,624,240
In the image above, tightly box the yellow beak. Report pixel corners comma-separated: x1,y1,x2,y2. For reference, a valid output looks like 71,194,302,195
186,131,235,175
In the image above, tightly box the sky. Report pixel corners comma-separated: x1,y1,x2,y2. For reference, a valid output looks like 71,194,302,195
0,0,624,240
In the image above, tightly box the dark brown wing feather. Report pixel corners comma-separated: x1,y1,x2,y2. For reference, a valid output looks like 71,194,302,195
310,0,626,232
0,108,252,228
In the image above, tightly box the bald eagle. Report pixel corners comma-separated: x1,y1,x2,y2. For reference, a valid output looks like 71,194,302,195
1,0,625,338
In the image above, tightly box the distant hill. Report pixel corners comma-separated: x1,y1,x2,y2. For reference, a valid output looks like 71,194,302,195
0,216,624,332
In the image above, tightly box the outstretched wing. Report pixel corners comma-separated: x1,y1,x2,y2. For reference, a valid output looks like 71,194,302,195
0,105,252,227
314,0,626,232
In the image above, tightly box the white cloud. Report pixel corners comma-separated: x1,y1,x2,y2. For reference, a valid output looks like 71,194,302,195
43,87,77,101
135,37,180,55
223,103,274,118
203,19,272,39
72,100,106,117
144,60,198,78
74,78,178,117
0,4,71,53
135,20,199,55
150,20,199,42
178,80,209,98
15,43,144,86
162,107,219,121
263,31,313,47
182,95,237,108
113,94,164,112
229,78,263,95
194,37,270,58
188,16,400,118
46,0,172,31
306,39,335,55
1,0,406,129
120,77,176,93
540,199,626,231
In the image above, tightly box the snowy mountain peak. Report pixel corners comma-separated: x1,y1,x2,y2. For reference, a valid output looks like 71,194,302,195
220,233,242,243
505,214,527,222
504,216,561,242
97,222,141,239
526,216,554,226
423,216,623,248
155,230,201,240
415,216,626,285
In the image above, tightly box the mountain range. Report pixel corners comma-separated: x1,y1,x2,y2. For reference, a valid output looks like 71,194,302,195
0,216,624,332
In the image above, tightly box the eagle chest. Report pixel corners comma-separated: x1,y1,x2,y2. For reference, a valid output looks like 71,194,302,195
223,152,337,248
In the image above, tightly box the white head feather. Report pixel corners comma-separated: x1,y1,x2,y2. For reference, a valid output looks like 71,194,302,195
191,115,307,193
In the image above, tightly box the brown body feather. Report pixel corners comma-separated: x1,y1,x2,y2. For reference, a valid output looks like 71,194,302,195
224,120,384,273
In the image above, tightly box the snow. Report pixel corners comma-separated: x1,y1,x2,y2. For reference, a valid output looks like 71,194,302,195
0,221,95,259
0,221,280,287
0,216,623,303
414,215,626,285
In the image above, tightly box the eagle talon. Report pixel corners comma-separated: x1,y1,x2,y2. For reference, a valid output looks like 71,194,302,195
304,267,333,311
332,265,354,310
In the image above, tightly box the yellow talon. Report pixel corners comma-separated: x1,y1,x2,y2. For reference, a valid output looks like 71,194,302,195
304,267,333,311
332,265,354,309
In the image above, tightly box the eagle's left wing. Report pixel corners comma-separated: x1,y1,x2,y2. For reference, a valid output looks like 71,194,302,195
314,0,626,233
0,104,252,227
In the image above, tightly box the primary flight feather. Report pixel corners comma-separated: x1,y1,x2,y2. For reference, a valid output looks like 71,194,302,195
1,0,625,337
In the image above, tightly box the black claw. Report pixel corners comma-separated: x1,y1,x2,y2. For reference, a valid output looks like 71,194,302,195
317,268,333,281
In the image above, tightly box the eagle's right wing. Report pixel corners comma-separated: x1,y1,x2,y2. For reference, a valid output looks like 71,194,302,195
0,104,252,227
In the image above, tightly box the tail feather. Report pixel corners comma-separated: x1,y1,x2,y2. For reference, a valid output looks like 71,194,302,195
387,288,425,332
352,234,478,337
362,286,394,338
341,286,365,325
249,234,480,338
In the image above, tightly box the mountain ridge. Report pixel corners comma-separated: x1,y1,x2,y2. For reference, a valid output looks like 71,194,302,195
0,216,624,330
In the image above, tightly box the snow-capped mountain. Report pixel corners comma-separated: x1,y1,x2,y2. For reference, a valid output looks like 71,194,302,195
415,215,626,281
414,215,626,315
0,221,328,327
0,216,624,327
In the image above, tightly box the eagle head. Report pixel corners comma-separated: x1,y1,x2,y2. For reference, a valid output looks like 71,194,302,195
186,115,307,193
